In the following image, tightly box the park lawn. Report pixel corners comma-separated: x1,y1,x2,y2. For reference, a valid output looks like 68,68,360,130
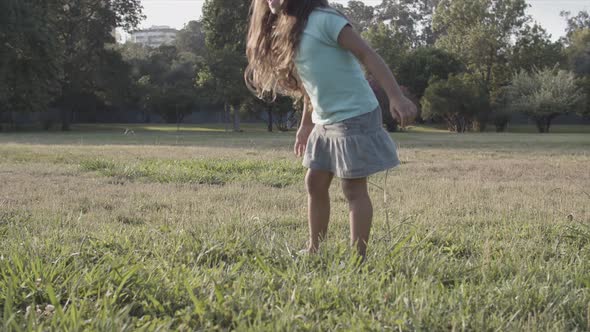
0,126,589,330
74,123,274,133
74,122,590,134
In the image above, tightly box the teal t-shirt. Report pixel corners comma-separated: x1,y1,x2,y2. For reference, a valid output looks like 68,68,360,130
294,7,379,125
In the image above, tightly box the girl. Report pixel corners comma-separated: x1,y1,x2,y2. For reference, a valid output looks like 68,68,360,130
245,0,417,258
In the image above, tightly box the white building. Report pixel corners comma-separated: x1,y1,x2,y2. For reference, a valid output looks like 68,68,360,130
130,26,178,48
111,29,123,44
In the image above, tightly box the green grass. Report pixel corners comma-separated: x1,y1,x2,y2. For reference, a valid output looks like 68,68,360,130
79,158,305,187
1,125,589,330
75,122,274,133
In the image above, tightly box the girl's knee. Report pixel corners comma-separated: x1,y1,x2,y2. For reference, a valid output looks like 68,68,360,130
305,170,333,195
341,178,369,202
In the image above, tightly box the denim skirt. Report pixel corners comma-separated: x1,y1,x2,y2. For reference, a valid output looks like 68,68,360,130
302,107,400,179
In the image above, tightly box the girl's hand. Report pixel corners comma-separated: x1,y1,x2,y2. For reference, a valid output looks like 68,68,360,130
294,124,314,157
390,96,417,129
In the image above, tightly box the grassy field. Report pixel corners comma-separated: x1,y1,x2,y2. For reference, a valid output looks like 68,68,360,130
1,124,589,331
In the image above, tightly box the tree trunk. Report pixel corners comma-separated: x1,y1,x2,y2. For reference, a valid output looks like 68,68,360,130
276,112,289,132
444,115,454,132
267,106,273,132
535,117,551,133
42,111,52,131
453,116,467,133
495,121,508,132
61,108,71,131
535,119,544,133
176,105,181,131
8,110,15,131
231,104,241,132
224,103,229,132
472,119,487,132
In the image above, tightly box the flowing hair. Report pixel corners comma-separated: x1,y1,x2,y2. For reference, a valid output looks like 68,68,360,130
244,0,330,103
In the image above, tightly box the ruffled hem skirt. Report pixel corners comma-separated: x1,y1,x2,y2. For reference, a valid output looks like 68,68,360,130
302,107,400,179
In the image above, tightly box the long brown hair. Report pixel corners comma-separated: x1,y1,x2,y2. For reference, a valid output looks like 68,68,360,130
244,0,330,102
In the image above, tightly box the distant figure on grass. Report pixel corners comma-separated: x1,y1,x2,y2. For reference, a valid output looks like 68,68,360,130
245,0,417,259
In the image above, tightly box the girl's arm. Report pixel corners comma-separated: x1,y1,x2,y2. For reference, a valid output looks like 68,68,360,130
294,97,314,157
300,99,313,127
337,25,416,127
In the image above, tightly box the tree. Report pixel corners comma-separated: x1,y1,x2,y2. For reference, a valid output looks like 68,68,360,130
511,24,564,72
54,0,144,130
149,88,198,125
432,0,528,130
362,22,409,73
564,28,590,118
397,47,463,101
199,0,250,132
433,0,528,86
490,87,512,132
376,0,442,47
566,28,590,76
118,41,150,63
331,1,376,33
127,45,203,125
412,0,443,46
561,10,590,43
577,77,590,118
421,74,490,133
176,20,206,56
333,0,441,46
0,0,62,130
332,0,443,46
396,47,463,123
79,46,136,124
240,95,293,132
506,67,584,133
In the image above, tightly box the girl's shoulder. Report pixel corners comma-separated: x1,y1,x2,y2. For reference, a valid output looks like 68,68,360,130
307,6,349,28
311,6,347,19
303,6,350,46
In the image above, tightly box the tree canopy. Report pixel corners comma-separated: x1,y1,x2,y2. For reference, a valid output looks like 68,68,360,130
198,0,251,132
2,0,589,132
0,0,62,128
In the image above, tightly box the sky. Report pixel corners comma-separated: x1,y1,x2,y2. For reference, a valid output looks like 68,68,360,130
136,0,589,41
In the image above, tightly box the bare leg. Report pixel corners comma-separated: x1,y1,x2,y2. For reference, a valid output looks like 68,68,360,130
305,169,334,253
341,177,373,258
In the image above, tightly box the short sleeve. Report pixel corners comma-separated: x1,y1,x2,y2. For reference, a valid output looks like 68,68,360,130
319,10,350,46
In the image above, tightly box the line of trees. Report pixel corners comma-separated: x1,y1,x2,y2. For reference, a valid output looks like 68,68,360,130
1,0,144,131
1,0,589,133
344,0,589,133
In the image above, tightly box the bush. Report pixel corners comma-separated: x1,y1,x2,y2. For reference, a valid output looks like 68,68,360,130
421,75,490,133
491,111,511,132
506,67,584,133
